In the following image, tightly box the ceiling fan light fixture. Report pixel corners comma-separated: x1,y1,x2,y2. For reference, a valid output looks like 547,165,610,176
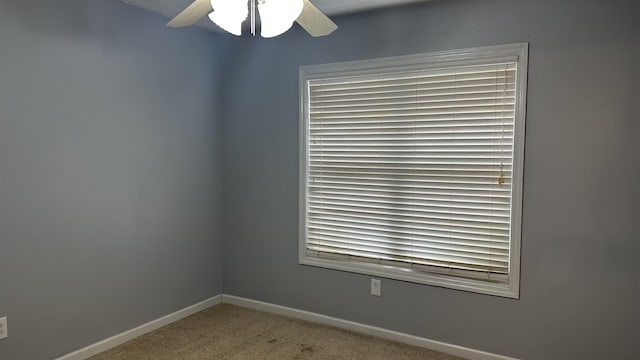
208,0,248,36
258,0,304,38
167,0,336,38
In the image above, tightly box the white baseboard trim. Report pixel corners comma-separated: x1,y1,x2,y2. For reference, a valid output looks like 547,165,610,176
55,295,222,360
221,294,520,360
55,293,518,360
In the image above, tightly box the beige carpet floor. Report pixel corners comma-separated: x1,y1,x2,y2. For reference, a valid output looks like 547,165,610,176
89,304,466,360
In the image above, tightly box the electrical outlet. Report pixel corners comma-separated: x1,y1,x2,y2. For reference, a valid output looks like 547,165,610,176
370,278,381,296
0,316,7,340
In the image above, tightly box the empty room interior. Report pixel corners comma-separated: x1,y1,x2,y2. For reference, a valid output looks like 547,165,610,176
0,0,639,359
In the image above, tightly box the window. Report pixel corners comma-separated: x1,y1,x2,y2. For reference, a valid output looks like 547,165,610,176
299,43,527,298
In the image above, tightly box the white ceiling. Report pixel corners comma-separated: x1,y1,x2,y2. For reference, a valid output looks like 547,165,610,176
121,0,429,32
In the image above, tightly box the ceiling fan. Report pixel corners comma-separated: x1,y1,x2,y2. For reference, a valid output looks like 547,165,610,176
167,0,338,38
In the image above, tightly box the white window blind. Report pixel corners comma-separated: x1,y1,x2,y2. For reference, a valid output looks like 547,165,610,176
300,44,527,297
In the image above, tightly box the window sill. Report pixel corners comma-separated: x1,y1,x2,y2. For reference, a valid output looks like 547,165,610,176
299,254,520,299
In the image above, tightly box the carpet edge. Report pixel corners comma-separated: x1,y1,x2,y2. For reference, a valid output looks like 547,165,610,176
221,294,521,360
55,295,222,360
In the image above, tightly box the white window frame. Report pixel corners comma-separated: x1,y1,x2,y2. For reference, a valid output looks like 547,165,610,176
299,43,527,298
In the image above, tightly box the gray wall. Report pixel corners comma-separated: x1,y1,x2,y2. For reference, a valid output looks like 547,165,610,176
221,1,640,359
1,0,639,359
0,1,223,359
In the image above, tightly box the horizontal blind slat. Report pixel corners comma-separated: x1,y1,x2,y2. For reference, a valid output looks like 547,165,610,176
309,204,510,226
307,230,510,254
307,222,509,247
307,241,508,269
308,64,516,86
308,209,510,235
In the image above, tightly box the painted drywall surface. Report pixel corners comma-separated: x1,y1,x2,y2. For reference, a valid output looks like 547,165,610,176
220,0,640,359
0,1,223,359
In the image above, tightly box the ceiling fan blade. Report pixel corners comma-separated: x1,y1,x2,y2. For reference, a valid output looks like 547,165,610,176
167,0,213,28
296,0,338,37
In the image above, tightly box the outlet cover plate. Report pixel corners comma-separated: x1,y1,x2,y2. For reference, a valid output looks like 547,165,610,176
371,278,381,296
0,316,7,339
